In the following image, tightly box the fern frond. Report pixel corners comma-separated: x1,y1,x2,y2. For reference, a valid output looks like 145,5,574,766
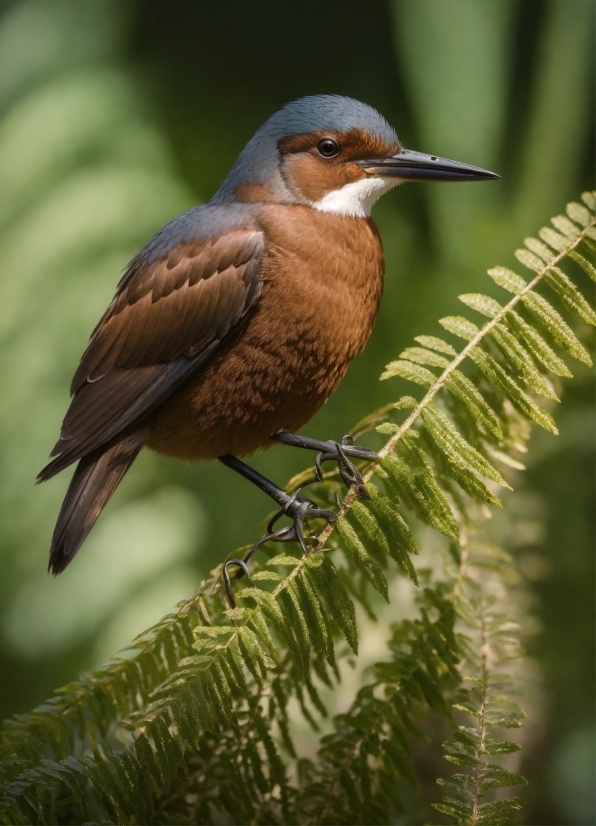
0,192,594,824
295,585,459,825
431,538,528,826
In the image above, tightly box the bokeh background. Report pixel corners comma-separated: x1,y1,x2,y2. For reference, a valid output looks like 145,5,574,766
0,1,593,823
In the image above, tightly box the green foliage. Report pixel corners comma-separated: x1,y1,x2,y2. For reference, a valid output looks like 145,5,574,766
429,539,528,826
0,195,594,824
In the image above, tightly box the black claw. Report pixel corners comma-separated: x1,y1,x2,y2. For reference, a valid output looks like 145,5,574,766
222,558,254,608
257,495,337,557
314,437,377,500
222,494,338,608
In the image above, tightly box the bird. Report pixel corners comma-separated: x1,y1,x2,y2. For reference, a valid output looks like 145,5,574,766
38,94,498,576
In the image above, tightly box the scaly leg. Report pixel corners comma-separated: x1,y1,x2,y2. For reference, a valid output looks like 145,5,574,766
219,454,338,606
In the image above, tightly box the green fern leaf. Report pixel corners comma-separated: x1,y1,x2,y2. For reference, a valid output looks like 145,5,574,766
524,236,558,263
522,291,592,364
489,262,592,363
476,798,523,824
398,336,504,439
86,754,126,821
439,315,480,342
487,265,527,294
471,350,557,433
294,574,333,664
482,737,521,755
367,485,419,584
381,448,459,542
551,214,582,239
400,346,450,369
208,663,235,727
457,293,569,383
224,636,250,692
566,201,591,226
544,266,596,325
445,371,504,440
150,717,179,791
251,570,283,581
507,310,572,377
248,608,278,661
446,462,503,507
539,225,569,252
478,763,527,792
440,316,558,433
421,402,509,486
349,499,393,560
568,250,596,282
135,733,160,788
283,582,313,664
237,588,305,674
432,797,472,820
306,556,358,655
381,359,437,386
253,712,288,788
235,625,274,694
121,751,154,822
268,553,301,567
458,292,502,319
515,247,546,273
336,519,389,602
488,323,559,400
414,334,457,355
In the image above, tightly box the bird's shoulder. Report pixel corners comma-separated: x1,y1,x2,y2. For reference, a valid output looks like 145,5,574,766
71,203,265,393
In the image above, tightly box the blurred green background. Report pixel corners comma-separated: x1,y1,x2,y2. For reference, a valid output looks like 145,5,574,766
0,1,592,823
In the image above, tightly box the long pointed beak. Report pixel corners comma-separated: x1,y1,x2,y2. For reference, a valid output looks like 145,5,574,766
358,148,499,182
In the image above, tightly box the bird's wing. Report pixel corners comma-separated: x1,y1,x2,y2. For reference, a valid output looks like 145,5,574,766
39,225,264,480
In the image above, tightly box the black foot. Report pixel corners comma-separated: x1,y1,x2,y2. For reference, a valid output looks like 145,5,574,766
219,454,340,607
271,432,378,499
261,488,338,553
221,491,337,607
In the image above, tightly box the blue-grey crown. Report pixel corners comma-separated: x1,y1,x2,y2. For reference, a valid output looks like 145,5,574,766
260,95,398,145
212,95,398,204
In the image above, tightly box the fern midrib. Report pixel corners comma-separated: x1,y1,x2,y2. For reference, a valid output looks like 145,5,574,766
471,610,489,826
312,214,594,552
308,733,363,825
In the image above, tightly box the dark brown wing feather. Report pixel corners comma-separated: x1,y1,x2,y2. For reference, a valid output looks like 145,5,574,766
39,228,264,481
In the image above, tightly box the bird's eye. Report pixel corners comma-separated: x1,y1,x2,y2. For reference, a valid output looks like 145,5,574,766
316,137,340,158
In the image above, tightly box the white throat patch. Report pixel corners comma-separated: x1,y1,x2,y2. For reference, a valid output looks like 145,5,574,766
312,176,401,218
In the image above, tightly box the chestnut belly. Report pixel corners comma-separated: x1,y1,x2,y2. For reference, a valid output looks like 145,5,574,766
147,325,353,461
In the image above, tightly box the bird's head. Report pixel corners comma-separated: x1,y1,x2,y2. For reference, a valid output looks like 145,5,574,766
213,95,499,217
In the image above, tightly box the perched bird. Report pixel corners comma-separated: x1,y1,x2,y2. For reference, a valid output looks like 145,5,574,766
39,95,498,575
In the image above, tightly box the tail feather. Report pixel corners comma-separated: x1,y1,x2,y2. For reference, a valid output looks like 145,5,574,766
48,428,148,575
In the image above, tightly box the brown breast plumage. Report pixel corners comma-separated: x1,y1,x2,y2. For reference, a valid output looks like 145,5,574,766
147,204,384,461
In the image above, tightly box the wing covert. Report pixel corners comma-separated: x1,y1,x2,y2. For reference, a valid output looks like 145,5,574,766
40,227,264,480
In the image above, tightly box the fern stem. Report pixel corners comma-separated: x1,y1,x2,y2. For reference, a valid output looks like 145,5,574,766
308,736,363,825
471,610,489,826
